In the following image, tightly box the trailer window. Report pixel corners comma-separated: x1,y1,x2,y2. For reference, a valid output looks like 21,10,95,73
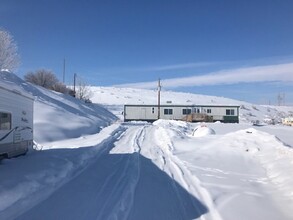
0,112,11,130
193,108,200,113
164,109,173,115
182,109,191,115
207,109,212,114
226,109,235,115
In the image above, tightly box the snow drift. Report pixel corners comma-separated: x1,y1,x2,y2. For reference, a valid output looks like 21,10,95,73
192,125,216,137
0,71,117,143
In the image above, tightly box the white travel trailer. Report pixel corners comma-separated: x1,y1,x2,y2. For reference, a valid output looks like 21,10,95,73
124,104,239,123
0,82,34,158
282,117,293,126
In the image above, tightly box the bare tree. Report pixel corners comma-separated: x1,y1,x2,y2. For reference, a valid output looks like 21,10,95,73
0,28,20,71
24,69,59,89
75,78,92,101
52,82,70,94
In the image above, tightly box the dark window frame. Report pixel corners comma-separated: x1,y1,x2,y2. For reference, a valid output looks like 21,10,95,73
193,108,200,113
164,109,173,115
226,109,235,116
182,109,192,115
0,112,12,130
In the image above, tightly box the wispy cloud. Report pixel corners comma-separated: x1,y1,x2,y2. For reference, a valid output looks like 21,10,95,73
114,62,293,89
93,62,218,76
135,62,218,72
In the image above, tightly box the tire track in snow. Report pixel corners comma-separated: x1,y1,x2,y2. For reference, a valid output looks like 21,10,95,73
150,126,223,220
14,123,209,220
5,125,126,220
111,124,208,220
13,125,140,220
101,125,146,220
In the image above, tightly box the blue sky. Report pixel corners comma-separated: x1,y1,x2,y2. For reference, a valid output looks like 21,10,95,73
1,0,293,105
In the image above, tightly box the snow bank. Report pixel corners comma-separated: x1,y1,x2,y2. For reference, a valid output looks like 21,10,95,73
164,122,293,219
238,129,293,197
153,119,191,136
192,125,216,137
0,123,123,219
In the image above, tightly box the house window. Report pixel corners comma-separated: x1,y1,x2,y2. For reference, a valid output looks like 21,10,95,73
226,109,235,115
164,109,173,115
193,108,200,113
182,109,191,115
0,112,12,130
207,109,212,114
152,107,155,114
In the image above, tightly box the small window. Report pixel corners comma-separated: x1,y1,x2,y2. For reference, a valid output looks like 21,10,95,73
182,109,191,115
164,109,173,115
193,108,200,113
231,109,235,115
0,112,12,130
152,107,155,114
207,109,212,114
226,109,235,116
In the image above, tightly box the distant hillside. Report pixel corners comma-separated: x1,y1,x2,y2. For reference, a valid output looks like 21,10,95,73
0,71,117,143
89,86,293,124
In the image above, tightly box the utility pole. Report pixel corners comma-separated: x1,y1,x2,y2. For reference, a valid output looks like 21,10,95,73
277,93,281,106
158,78,161,119
63,58,66,83
73,73,77,97
277,93,285,106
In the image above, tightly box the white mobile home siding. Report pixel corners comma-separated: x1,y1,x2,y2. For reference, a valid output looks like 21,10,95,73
201,106,239,121
0,84,34,158
124,106,159,121
124,105,239,123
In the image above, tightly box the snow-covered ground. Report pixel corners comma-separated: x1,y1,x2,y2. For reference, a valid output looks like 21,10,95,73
0,71,293,219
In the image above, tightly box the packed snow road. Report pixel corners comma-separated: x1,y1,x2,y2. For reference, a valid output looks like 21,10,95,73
8,123,210,220
0,121,293,220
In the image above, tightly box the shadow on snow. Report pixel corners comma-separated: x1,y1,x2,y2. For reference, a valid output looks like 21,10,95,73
2,146,208,220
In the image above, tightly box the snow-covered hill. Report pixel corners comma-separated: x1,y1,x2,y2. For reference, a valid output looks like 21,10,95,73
0,71,117,144
89,86,293,123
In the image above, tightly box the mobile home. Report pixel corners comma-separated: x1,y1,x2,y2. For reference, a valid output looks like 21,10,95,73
124,104,239,123
0,82,34,158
